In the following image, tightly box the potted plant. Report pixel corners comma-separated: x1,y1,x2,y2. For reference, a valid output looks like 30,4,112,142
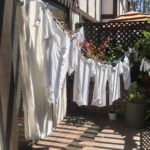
125,82,148,128
108,109,117,121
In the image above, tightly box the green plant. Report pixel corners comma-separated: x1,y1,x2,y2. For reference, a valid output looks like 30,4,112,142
126,82,146,103
126,82,150,125
116,104,126,119
135,20,150,59
105,44,125,61
81,38,125,62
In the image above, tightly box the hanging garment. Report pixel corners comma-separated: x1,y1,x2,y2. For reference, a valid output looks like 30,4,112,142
18,0,67,140
68,27,85,75
73,54,96,106
92,63,111,107
52,79,67,127
122,56,131,90
19,0,53,140
140,57,150,76
108,62,123,105
128,47,139,61
44,9,70,104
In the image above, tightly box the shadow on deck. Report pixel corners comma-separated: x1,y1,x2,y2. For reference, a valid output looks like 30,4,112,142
31,114,150,150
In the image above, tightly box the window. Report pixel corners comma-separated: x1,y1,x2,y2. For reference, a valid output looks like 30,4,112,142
48,3,68,22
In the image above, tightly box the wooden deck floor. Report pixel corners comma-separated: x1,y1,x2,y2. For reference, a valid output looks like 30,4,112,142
31,115,150,150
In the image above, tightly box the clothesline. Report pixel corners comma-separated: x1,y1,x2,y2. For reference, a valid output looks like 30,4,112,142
108,51,130,65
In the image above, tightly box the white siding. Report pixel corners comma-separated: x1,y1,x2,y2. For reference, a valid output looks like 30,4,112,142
88,0,95,18
72,11,80,30
96,0,101,21
78,0,87,13
102,0,113,14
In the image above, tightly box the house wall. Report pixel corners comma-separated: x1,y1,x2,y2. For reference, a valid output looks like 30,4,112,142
78,0,87,13
72,11,80,30
88,0,95,18
96,0,101,21
78,0,101,22
101,0,130,22
102,0,113,14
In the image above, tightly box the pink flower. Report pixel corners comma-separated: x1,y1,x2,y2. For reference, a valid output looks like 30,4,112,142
84,42,90,48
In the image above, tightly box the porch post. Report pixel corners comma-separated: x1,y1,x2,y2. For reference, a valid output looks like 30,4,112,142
0,0,18,149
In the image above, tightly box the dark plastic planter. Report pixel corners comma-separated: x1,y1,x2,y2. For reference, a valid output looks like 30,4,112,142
125,102,148,129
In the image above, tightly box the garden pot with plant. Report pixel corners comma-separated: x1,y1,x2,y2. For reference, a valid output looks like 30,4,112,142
125,82,148,129
108,110,117,120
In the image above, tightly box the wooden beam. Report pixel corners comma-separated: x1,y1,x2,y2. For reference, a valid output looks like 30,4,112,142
113,0,117,17
75,7,97,22
0,0,18,150
0,0,4,45
87,0,89,13
101,14,116,19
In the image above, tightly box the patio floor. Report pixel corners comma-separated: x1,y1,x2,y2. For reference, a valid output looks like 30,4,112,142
32,114,150,150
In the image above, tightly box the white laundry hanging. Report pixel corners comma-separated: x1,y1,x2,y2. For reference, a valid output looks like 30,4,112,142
18,0,68,140
73,54,96,106
44,9,70,104
122,56,131,90
68,27,85,75
91,63,111,107
140,57,150,76
108,62,123,105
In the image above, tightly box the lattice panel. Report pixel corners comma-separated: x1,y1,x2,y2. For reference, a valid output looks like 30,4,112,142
76,21,148,49
141,129,150,150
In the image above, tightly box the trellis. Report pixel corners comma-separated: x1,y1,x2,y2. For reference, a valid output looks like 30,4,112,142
67,21,149,115
76,21,148,49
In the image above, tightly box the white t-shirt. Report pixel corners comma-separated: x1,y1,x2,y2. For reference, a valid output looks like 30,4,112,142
140,57,150,76
44,10,70,104
68,27,85,75
108,62,123,105
73,54,96,106
92,63,111,107
122,56,131,90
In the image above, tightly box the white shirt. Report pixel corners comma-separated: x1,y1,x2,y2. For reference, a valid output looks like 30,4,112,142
68,27,85,75
108,62,122,105
92,63,110,107
73,54,96,106
122,56,131,90
44,10,70,104
140,57,150,76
